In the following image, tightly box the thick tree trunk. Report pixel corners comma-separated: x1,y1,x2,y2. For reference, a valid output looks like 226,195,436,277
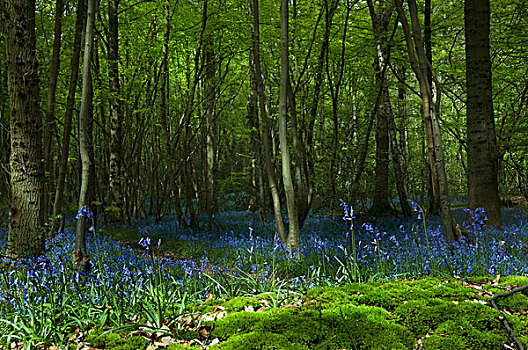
75,0,96,271
465,0,502,227
51,0,86,235
248,0,286,242
367,1,391,217
107,0,125,222
5,0,45,259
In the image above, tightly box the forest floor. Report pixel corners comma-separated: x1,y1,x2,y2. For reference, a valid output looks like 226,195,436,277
78,274,528,350
2,202,528,349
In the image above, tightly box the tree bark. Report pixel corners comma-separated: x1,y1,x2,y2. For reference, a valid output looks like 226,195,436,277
107,0,125,222
51,0,86,235
465,0,502,226
279,0,300,248
5,0,45,259
367,0,411,217
75,0,96,271
43,0,63,219
395,0,461,241
204,35,218,231
248,0,287,243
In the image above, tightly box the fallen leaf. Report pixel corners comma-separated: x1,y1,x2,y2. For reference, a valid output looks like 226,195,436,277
493,275,501,285
205,293,214,303
199,326,210,339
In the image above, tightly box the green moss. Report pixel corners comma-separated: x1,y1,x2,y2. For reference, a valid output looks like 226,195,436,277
395,297,503,340
319,306,413,349
113,336,149,350
211,311,268,340
223,297,262,311
211,331,309,350
212,303,413,349
167,344,203,350
86,332,125,349
423,319,504,349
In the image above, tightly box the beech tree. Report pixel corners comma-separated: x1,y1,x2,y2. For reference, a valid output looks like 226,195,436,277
75,0,97,270
465,0,502,227
4,0,45,258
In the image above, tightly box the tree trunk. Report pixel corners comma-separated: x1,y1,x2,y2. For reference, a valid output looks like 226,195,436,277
279,0,300,249
395,0,461,241
5,0,45,259
248,0,286,242
43,0,63,219
75,0,96,272
465,0,502,227
367,0,412,217
107,0,125,222
324,0,343,225
371,93,391,215
424,0,440,215
204,36,218,231
51,0,86,235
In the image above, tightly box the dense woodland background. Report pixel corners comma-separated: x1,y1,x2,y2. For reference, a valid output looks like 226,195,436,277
0,0,527,258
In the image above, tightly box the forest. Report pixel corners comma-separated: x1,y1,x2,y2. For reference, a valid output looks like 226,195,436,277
1,0,528,348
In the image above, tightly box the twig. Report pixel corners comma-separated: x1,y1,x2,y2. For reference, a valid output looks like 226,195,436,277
488,284,528,350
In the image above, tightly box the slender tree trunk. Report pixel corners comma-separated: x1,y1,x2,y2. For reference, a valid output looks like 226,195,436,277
279,0,300,248
179,0,209,231
75,0,96,271
371,93,391,215
204,36,218,231
465,0,502,226
5,0,45,259
248,0,286,242
51,0,86,235
107,0,124,222
395,0,461,241
324,0,343,225
43,0,63,219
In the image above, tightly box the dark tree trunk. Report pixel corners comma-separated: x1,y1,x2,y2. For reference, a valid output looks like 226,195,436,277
465,0,502,226
43,0,63,219
107,0,125,222
367,0,412,217
51,0,86,235
5,0,45,259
